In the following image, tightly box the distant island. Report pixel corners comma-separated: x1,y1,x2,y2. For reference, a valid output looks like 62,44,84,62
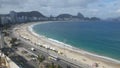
0,11,101,25
109,17,120,21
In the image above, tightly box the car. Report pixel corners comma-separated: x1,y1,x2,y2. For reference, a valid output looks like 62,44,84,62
48,56,60,61
30,47,36,51
31,58,37,61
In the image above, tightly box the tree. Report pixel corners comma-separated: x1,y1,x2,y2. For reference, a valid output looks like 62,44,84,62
48,62,62,68
10,38,18,47
49,62,55,68
37,55,45,68
3,31,9,36
10,38,16,44
56,64,62,68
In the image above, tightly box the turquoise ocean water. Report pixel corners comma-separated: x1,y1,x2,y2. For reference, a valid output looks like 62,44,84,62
33,21,120,61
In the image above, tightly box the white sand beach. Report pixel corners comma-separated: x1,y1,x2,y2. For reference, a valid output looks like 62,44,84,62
13,21,120,68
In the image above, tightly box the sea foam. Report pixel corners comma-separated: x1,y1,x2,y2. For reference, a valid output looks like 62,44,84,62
28,22,120,63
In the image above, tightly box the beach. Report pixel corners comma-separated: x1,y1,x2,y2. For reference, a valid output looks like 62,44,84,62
13,21,120,68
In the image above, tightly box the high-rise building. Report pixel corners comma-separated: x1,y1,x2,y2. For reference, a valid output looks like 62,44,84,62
10,11,17,23
1,16,10,25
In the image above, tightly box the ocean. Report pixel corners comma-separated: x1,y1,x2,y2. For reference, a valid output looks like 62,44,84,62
32,21,120,61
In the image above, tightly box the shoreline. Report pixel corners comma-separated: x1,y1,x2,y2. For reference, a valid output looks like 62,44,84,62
14,21,120,68
30,21,120,63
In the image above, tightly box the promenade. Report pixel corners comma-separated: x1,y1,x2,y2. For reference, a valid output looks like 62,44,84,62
13,22,120,68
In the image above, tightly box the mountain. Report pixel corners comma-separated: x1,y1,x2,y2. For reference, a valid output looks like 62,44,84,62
90,17,101,21
77,13,84,18
57,14,73,18
106,17,120,21
0,11,101,24
17,11,46,18
114,17,120,21
56,13,101,21
56,12,85,19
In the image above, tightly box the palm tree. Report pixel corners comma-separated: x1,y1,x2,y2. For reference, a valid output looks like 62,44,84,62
56,64,62,68
49,62,55,68
37,55,45,68
48,62,62,68
10,38,18,47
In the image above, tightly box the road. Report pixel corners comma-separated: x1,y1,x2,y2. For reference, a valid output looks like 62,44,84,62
10,25,85,68
17,37,81,68
8,24,91,68
11,27,88,68
0,32,36,68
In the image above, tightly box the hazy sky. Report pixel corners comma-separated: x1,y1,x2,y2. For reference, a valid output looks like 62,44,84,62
0,0,120,19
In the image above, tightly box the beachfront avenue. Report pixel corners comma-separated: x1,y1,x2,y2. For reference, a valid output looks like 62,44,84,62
4,22,119,68
10,22,120,68
2,21,120,68
9,22,86,68
10,22,92,68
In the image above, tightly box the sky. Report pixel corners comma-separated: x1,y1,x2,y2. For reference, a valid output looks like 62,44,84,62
0,0,120,19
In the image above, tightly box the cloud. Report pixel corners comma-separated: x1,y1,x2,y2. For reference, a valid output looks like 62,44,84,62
0,0,28,8
116,9,120,13
47,0,98,8
0,0,99,9
0,0,100,15
0,0,120,18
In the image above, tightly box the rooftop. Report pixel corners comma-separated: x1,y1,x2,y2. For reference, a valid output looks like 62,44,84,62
0,53,19,68
0,54,9,68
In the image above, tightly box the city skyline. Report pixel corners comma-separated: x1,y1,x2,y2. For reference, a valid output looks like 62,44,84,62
0,0,120,19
